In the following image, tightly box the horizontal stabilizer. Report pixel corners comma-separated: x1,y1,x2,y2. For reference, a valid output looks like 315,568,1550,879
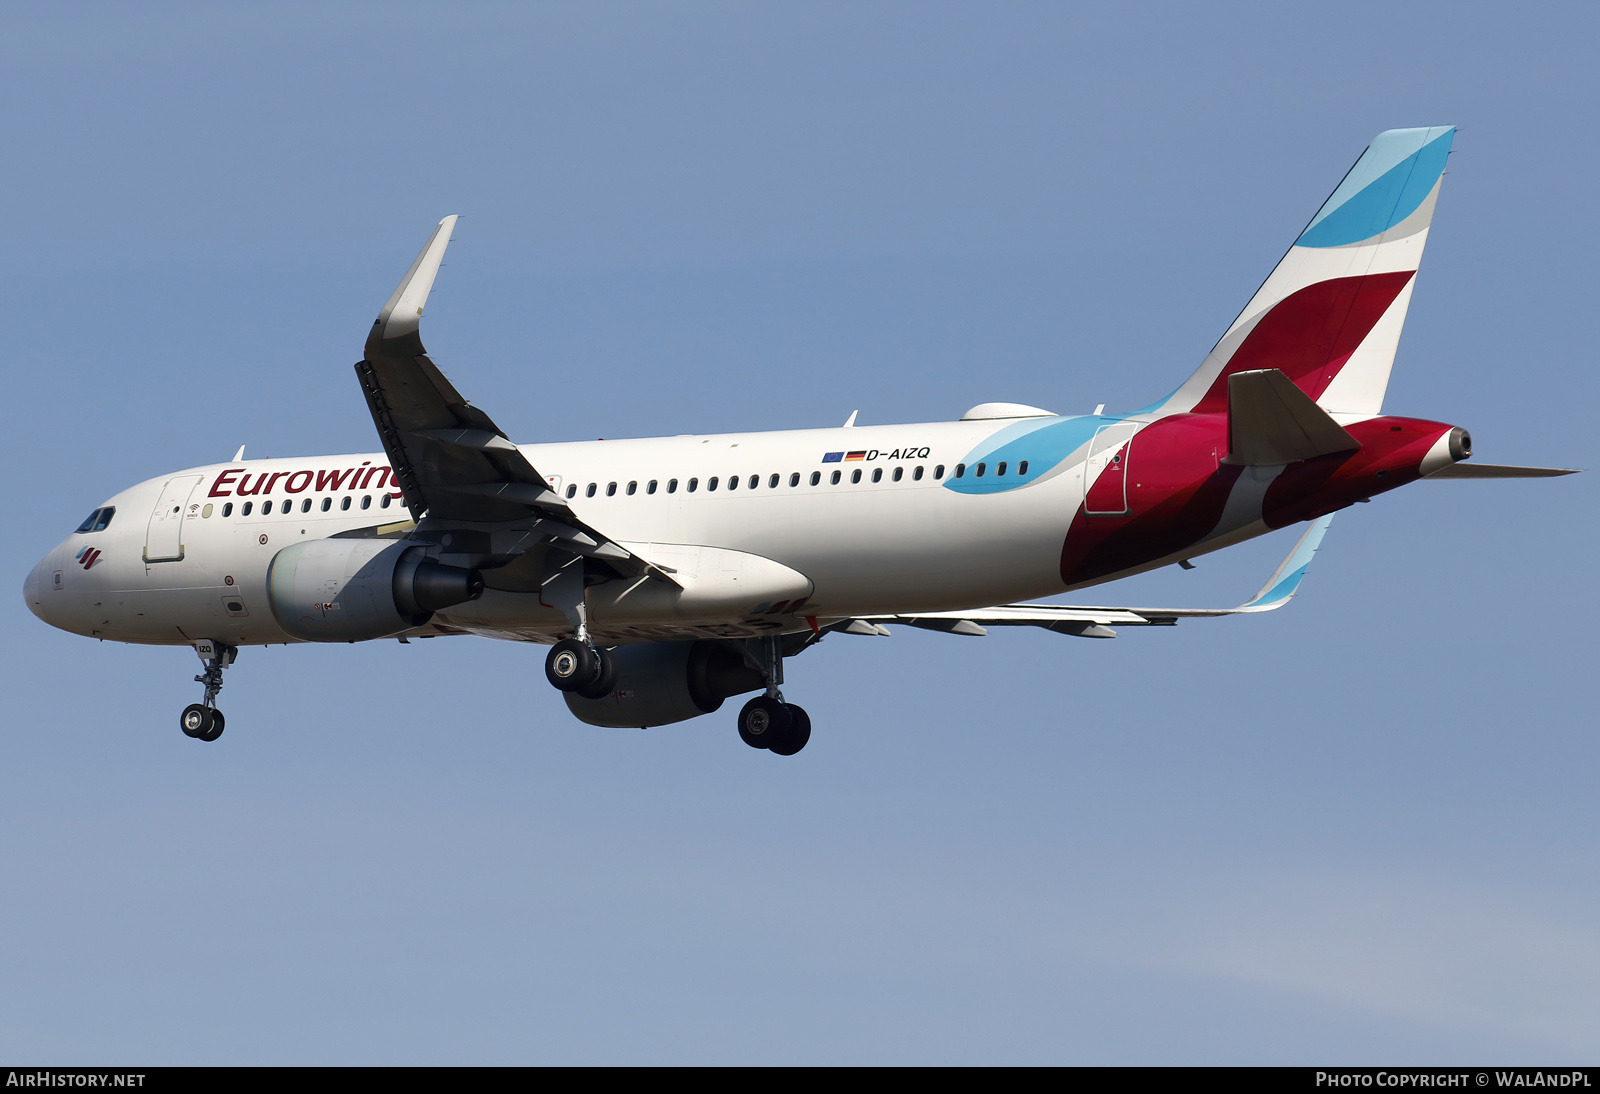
1223,369,1362,466
1426,462,1581,479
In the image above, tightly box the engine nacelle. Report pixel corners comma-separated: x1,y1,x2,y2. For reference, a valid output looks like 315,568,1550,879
267,538,482,642
563,641,764,728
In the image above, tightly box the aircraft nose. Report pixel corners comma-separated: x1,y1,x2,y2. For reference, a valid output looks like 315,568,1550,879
22,557,49,622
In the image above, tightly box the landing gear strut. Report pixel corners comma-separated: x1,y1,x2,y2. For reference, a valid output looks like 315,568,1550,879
181,639,235,742
737,634,811,755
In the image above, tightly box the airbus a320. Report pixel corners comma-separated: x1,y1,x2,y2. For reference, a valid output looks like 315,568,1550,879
24,127,1576,754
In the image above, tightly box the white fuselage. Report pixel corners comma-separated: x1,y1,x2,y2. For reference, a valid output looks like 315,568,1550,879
24,413,1248,648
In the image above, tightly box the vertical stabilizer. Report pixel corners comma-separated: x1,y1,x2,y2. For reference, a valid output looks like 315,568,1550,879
1153,127,1455,419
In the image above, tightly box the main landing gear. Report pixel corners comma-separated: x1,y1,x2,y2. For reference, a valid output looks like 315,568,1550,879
181,639,235,742
737,635,811,756
545,637,617,700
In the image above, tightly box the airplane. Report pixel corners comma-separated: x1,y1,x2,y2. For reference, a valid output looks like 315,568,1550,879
22,126,1577,755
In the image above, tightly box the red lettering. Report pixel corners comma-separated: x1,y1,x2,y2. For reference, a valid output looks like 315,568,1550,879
359,467,378,489
236,472,264,496
372,467,391,489
315,468,352,491
208,469,242,497
284,470,313,493
263,471,288,494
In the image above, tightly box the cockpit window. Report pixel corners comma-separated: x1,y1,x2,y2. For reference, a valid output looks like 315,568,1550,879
75,507,114,533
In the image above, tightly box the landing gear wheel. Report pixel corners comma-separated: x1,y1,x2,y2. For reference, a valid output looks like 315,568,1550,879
197,709,225,742
546,639,598,693
575,646,617,700
767,704,811,756
180,704,211,739
737,695,791,750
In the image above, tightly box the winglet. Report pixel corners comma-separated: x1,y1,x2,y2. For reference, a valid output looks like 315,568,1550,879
370,215,459,348
1236,515,1335,612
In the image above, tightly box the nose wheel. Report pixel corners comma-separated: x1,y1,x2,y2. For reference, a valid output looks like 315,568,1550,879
181,640,236,743
180,703,226,742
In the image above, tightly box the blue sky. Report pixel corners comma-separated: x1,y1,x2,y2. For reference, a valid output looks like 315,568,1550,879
2,1,1596,1063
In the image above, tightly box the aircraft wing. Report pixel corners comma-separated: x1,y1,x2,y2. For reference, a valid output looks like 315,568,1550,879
355,216,667,579
853,515,1334,639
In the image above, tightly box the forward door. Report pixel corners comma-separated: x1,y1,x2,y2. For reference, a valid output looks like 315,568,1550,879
144,475,204,562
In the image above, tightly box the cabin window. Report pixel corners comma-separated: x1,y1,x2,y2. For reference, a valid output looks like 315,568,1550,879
848,469,859,484
261,500,273,515
566,484,577,499
242,502,253,516
996,462,1007,476
934,465,945,479
361,495,371,509
975,463,986,477
749,475,759,489
708,476,719,491
687,478,698,492
340,496,351,510
647,480,658,494
1018,460,1029,476
606,482,617,497
222,503,233,517
892,467,903,482
810,472,820,486
872,468,883,483
725,475,736,490
302,498,312,513
585,483,597,498
789,473,799,487
321,497,332,511
830,470,841,485
201,504,213,518
626,481,637,495
954,464,966,478
380,495,391,509
668,479,678,493
913,466,923,480
769,474,780,488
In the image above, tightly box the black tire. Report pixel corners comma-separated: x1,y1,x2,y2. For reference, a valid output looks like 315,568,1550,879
180,704,212,739
768,704,811,756
198,709,226,742
576,646,618,700
545,639,598,693
737,695,791,749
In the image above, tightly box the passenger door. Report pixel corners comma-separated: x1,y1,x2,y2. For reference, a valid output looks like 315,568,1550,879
144,475,204,562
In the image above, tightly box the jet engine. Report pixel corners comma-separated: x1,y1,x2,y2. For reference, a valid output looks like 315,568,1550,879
563,640,765,729
267,538,482,642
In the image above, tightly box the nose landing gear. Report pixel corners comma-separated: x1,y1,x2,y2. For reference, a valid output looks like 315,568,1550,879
736,635,811,756
181,639,236,742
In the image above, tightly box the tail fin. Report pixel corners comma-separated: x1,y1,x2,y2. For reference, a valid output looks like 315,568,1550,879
1152,127,1455,419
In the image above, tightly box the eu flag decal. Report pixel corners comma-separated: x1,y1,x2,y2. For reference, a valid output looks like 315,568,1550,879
821,452,844,463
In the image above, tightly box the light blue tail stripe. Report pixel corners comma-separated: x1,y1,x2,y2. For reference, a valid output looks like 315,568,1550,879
1297,127,1454,248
